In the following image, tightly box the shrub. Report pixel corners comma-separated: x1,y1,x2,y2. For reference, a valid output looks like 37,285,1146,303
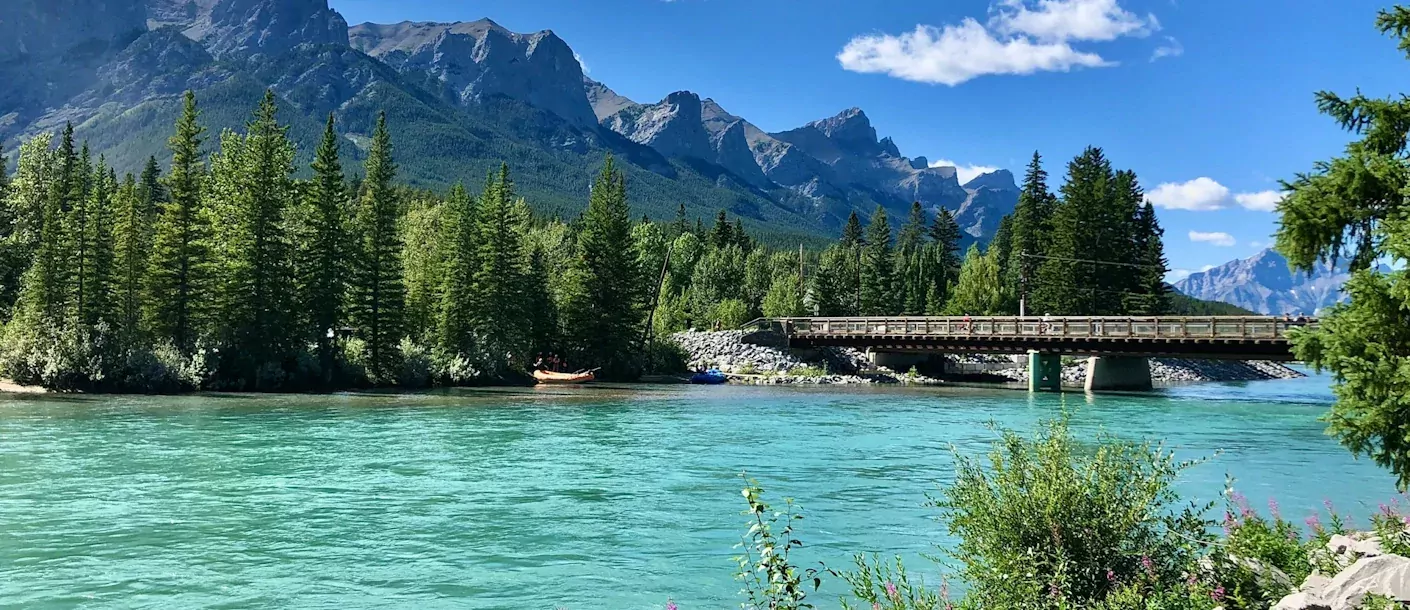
836,554,948,610
642,338,688,374
734,475,821,610
934,416,1213,609
397,338,433,388
710,298,751,329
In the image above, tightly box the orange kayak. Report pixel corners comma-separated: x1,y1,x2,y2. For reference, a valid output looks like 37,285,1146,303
533,370,596,384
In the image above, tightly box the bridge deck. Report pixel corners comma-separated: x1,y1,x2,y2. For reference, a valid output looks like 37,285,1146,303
766,316,1310,361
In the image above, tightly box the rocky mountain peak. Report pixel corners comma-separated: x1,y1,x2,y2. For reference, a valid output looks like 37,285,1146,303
0,0,148,63
196,0,349,58
584,77,638,122
603,90,712,161
806,106,883,156
349,18,597,128
1174,248,1370,315
910,156,929,170
879,136,901,158
963,169,1017,192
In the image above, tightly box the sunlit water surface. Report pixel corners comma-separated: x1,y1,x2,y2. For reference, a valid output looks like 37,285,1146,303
0,372,1395,609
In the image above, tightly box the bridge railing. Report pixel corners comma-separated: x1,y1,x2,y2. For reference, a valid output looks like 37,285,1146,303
767,316,1312,340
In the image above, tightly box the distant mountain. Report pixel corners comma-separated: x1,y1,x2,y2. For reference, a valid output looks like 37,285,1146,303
1173,248,1377,315
1,0,1018,242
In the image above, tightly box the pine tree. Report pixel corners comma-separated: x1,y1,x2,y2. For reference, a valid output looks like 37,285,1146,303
299,114,349,376
1033,147,1119,316
139,156,166,207
710,210,734,249
348,112,405,381
809,246,857,316
840,211,864,248
733,218,751,252
561,156,642,378
77,161,116,327
670,202,689,239
899,201,927,255
112,173,151,346
988,215,1015,313
437,182,476,355
1006,151,1054,315
929,207,962,295
859,205,896,315
146,91,212,353
524,243,559,357
68,142,96,321
1130,202,1170,314
473,164,530,369
208,91,299,382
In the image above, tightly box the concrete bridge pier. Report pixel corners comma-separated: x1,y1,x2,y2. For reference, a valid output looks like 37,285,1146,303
1084,356,1153,392
1029,351,1062,392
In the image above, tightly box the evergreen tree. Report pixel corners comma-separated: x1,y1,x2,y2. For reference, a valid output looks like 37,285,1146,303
139,156,166,207
146,91,212,353
1006,152,1055,315
1128,202,1170,315
299,113,349,377
898,201,927,255
436,182,476,355
206,92,298,384
810,246,857,316
945,244,1005,315
929,207,963,294
473,164,530,369
524,243,559,358
733,218,751,252
710,210,734,249
859,205,896,315
0,135,54,319
670,202,689,239
78,161,116,327
112,174,151,346
840,211,864,247
349,111,405,382
988,215,1015,313
68,143,96,321
561,156,642,378
1033,147,1120,316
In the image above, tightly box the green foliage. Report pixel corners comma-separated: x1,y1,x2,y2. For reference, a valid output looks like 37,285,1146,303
1167,292,1257,315
348,112,406,383
733,475,822,610
935,416,1212,610
145,91,212,353
860,206,897,315
837,554,948,610
560,156,644,379
944,245,1005,315
296,113,349,380
709,298,751,329
471,166,533,374
1275,5,1410,491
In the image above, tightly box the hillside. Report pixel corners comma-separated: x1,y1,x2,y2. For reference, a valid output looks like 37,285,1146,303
0,0,1017,244
1173,248,1376,316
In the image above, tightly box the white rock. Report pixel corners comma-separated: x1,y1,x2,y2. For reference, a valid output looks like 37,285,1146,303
1352,537,1384,558
1271,591,1331,610
1318,555,1410,610
1302,573,1333,593
1327,535,1357,555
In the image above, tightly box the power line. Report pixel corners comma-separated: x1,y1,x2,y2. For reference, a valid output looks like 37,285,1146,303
1019,252,1165,270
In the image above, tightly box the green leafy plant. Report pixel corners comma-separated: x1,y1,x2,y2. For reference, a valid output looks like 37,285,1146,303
734,474,822,610
836,554,949,610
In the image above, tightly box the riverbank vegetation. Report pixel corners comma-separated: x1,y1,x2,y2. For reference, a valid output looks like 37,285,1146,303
733,416,1409,610
0,81,1187,393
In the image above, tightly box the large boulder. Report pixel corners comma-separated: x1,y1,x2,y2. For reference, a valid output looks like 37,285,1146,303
1318,555,1410,610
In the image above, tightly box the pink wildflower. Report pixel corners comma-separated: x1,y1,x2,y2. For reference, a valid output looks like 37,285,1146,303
1269,497,1281,518
1106,569,1116,584
1324,499,1335,512
666,601,677,610
1305,514,1322,531
1141,555,1154,576
872,604,881,610
1049,582,1062,598
885,581,898,600
1211,586,1226,602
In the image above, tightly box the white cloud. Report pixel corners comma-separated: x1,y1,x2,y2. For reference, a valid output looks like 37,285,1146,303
837,0,1163,85
837,20,1112,86
1200,264,1216,271
1150,36,1183,61
574,52,590,74
1148,177,1230,211
1233,190,1284,212
991,0,1157,42
1189,231,1236,247
1166,269,1192,283
931,158,1000,184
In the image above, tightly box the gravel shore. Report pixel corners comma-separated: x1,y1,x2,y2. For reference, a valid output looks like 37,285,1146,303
669,331,1305,386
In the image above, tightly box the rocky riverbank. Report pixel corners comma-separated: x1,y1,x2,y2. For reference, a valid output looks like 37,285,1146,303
668,331,1305,386
1271,530,1410,610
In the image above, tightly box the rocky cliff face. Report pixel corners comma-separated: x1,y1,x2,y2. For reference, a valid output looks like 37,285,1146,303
0,0,148,63
349,19,597,129
584,78,637,122
1174,249,1370,315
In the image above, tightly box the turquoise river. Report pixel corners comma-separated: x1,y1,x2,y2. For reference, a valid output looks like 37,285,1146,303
0,373,1399,609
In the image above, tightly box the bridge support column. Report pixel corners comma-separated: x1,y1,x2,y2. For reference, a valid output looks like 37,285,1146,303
1028,351,1062,392
1084,356,1153,392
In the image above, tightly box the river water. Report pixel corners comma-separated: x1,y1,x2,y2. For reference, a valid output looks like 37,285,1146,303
0,373,1397,609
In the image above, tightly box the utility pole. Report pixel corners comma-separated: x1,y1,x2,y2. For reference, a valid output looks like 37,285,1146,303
1019,248,1028,317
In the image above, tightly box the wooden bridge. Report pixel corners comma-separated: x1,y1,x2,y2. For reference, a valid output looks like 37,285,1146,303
755,316,1313,391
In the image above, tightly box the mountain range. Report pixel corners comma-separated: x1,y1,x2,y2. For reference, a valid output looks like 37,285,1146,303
1173,249,1375,316
0,0,1019,243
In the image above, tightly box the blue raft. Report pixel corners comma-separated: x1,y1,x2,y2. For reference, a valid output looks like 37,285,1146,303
689,369,728,385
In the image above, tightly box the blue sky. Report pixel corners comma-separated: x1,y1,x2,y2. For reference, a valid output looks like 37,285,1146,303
331,0,1404,279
